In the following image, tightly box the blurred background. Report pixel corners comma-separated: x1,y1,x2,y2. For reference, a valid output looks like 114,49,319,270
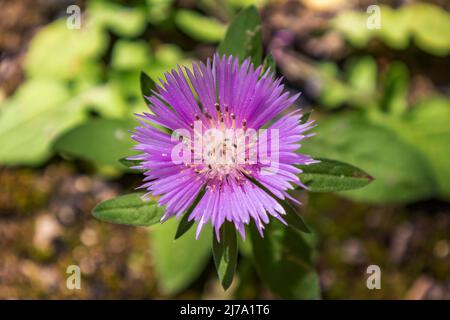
0,0,449,299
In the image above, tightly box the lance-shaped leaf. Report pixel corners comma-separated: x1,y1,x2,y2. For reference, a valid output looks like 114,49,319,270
175,187,206,239
282,200,311,234
212,222,238,290
140,71,156,105
119,157,141,169
218,6,262,65
298,158,373,192
300,111,312,124
262,53,276,75
92,193,165,226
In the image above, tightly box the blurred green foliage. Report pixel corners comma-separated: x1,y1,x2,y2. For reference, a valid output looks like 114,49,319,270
255,3,447,207
332,3,450,56
53,118,137,170
0,0,265,167
0,80,86,164
250,219,321,299
302,114,437,203
308,46,450,203
175,10,226,42
0,0,190,166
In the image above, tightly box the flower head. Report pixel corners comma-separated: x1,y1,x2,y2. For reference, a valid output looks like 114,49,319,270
131,54,316,239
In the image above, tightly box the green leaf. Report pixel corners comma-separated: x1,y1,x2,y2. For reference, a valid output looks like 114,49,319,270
53,118,136,168
174,211,195,240
89,1,147,37
111,40,150,71
319,57,378,110
218,6,262,64
317,62,352,109
0,80,86,165
250,219,321,299
25,19,108,80
212,222,238,290
331,4,450,56
407,3,450,56
69,84,128,119
346,55,377,95
140,71,156,105
331,10,372,48
92,193,165,226
377,5,410,50
150,218,212,294
262,53,276,75
282,202,311,234
146,0,174,24
175,10,226,42
298,158,373,192
385,97,450,200
119,157,141,169
238,236,252,258
300,111,312,124
301,115,436,203
406,98,450,199
381,61,409,116
175,187,206,239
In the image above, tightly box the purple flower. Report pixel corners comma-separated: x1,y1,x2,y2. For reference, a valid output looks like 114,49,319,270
131,54,316,240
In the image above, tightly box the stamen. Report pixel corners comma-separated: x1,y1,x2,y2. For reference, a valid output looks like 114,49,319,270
224,105,230,125
231,113,236,128
205,112,214,127
191,111,254,185
222,142,227,157
215,102,222,122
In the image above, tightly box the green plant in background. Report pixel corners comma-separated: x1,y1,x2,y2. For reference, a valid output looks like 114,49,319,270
303,54,450,202
332,3,450,56
298,2,450,204
89,6,373,298
175,10,226,42
0,0,266,169
0,0,189,168
303,57,441,203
